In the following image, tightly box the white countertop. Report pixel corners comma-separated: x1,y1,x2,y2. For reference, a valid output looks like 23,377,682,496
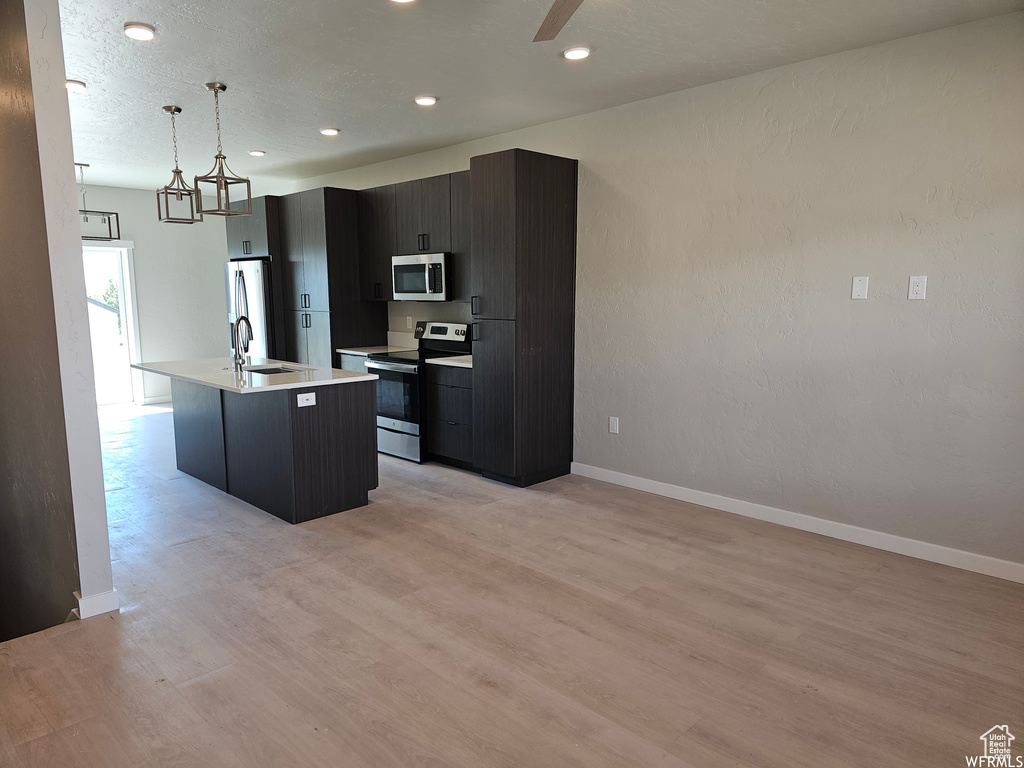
426,355,473,369
336,346,416,357
133,357,377,394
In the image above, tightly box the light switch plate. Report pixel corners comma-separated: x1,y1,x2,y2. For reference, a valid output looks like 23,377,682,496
609,416,619,434
909,276,927,300
297,392,316,408
852,276,869,300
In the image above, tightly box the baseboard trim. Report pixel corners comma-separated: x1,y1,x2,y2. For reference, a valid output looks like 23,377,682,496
570,463,1024,584
74,588,120,619
142,395,171,405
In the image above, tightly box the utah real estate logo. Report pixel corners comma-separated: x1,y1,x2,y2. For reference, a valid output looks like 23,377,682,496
966,726,1021,767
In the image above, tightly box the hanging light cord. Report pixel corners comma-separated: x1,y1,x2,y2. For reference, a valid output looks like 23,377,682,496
214,89,223,155
170,112,180,171
78,165,87,211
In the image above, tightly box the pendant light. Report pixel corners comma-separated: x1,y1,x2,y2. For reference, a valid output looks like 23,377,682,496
76,163,121,241
194,82,252,217
156,106,203,224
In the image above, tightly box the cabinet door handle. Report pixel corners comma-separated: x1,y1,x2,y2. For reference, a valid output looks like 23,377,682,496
471,323,480,341
242,240,252,255
374,282,382,299
471,296,480,315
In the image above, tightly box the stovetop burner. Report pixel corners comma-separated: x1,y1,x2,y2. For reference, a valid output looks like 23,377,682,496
367,321,471,365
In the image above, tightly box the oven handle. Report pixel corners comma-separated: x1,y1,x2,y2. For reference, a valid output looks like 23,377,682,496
365,360,420,374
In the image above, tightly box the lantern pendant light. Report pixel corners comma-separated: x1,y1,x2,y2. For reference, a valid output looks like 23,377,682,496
194,82,252,217
76,163,121,241
156,106,203,224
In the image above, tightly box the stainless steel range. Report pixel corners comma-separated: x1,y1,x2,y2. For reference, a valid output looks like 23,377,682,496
365,322,470,462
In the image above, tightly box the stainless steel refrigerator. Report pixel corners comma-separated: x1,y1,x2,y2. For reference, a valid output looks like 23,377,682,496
226,258,275,360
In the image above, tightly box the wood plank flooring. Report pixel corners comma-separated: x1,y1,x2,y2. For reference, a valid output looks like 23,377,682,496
1,404,1021,767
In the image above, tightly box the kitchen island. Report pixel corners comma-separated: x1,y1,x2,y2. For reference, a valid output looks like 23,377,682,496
132,358,378,524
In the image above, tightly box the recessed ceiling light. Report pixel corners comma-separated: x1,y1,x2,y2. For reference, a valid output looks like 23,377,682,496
414,95,437,106
65,80,87,93
248,150,266,157
320,128,339,136
123,22,156,41
391,0,415,3
562,46,590,60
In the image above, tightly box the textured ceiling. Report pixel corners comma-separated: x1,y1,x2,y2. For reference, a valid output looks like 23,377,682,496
58,0,1021,191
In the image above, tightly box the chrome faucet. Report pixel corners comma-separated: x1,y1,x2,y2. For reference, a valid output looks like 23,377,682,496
233,316,253,370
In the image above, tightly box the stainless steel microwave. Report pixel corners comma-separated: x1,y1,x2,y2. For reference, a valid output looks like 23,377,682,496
392,253,448,301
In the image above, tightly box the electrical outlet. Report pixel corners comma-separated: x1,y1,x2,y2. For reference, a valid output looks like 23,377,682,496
851,276,869,300
909,276,927,300
406,316,413,329
297,392,316,408
609,416,619,434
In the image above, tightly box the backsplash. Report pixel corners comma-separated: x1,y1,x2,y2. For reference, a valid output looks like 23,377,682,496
387,301,472,335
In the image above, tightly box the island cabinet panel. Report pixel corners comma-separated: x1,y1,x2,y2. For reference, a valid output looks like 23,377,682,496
222,389,295,522
170,380,227,492
218,381,378,525
290,381,378,522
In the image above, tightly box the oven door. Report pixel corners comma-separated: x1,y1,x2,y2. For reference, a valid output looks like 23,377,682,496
365,360,420,435
392,254,447,301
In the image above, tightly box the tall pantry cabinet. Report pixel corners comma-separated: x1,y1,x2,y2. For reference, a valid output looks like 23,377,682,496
470,149,578,486
278,187,387,366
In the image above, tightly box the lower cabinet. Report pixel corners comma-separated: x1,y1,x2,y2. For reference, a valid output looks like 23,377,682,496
471,319,516,478
425,364,473,466
285,310,332,367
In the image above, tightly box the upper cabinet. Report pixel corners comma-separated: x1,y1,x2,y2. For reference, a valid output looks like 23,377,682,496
225,196,278,261
357,185,397,302
448,170,472,303
395,174,451,254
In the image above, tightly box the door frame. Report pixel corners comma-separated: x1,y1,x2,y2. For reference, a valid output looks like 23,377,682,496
82,240,143,405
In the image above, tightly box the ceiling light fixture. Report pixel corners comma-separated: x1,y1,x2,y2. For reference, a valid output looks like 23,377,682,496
65,80,87,93
320,128,339,136
248,150,266,157
414,95,437,106
123,22,156,41
194,83,252,217
75,163,121,240
156,106,203,225
562,46,590,60
391,0,415,3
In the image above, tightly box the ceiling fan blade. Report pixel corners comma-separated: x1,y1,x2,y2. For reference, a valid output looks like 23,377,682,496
533,0,586,42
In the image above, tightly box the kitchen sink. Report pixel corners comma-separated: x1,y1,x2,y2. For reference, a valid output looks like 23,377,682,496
242,365,308,375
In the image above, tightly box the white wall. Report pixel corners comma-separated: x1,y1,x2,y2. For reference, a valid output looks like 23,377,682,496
25,0,115,611
296,15,1024,564
82,186,229,401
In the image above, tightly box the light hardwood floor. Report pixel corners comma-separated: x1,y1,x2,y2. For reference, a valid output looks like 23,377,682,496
1,405,1021,767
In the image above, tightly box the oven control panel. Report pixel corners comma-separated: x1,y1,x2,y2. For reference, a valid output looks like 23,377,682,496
417,322,468,341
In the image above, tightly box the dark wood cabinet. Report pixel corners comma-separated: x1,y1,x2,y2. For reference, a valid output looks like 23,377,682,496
395,174,452,254
448,170,472,303
305,311,333,368
225,197,275,260
357,185,396,302
425,363,473,466
469,153,517,320
470,149,578,486
280,194,305,312
278,188,387,366
300,189,331,312
471,320,516,477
